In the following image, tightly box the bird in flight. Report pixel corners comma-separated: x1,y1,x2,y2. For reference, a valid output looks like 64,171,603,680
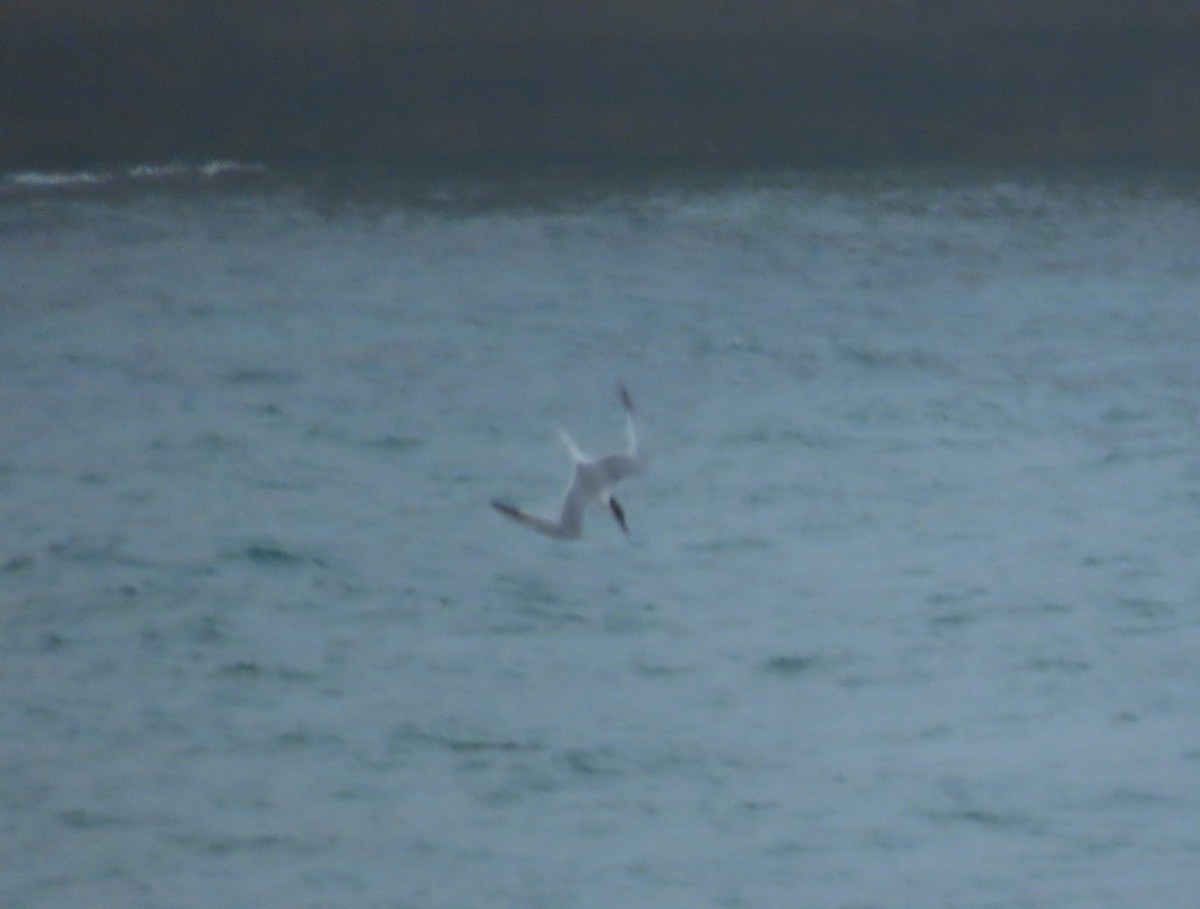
492,383,646,540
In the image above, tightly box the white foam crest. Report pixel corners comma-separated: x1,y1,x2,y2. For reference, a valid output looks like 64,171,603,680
3,160,270,191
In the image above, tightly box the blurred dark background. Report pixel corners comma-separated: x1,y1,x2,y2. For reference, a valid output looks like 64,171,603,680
3,0,1198,170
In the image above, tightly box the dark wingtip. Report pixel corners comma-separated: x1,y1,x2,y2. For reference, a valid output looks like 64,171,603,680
617,381,635,413
491,499,518,518
610,496,630,535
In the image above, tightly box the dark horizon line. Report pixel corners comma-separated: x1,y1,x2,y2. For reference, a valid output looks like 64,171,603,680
3,24,1198,171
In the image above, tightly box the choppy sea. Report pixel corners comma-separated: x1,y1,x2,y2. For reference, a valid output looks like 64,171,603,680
2,163,1198,908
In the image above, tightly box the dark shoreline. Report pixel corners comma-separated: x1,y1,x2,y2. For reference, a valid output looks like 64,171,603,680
3,6,1198,170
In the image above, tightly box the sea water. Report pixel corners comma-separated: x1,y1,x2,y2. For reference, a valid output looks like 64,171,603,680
1,166,1198,908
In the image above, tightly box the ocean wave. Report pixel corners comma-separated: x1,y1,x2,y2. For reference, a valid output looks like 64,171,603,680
2,159,270,194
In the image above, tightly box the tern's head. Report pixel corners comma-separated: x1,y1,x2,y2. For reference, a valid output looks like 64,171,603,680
608,495,629,536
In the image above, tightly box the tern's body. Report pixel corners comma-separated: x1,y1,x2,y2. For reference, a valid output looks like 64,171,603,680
492,384,645,540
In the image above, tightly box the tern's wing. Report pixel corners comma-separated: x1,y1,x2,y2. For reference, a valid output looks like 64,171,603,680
557,428,588,463
620,384,644,464
492,499,579,540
